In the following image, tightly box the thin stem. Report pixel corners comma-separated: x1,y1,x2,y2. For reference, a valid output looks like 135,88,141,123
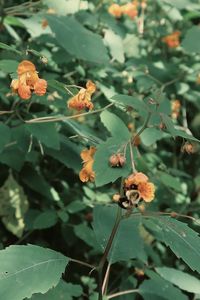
107,289,139,299
132,111,151,144
69,258,95,269
102,263,111,295
97,207,122,300
129,141,137,173
25,103,114,123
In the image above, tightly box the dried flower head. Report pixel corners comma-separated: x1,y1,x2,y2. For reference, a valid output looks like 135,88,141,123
181,142,196,154
162,31,180,48
79,146,96,182
68,80,96,111
109,153,126,167
11,60,47,100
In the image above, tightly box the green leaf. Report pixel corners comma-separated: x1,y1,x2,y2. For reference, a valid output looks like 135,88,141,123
144,216,200,274
174,129,200,142
0,42,21,55
111,94,148,118
30,280,82,300
161,114,176,136
0,173,28,237
140,128,165,146
0,147,25,171
104,29,125,63
33,210,58,230
156,267,200,294
100,111,130,140
46,137,82,173
158,171,182,192
47,15,109,64
0,60,18,73
26,123,60,150
139,276,187,300
0,122,11,154
74,223,97,248
182,26,200,53
93,137,131,187
93,206,146,264
0,245,68,300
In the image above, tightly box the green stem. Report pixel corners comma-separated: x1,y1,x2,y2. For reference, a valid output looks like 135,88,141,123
132,111,151,144
97,206,122,300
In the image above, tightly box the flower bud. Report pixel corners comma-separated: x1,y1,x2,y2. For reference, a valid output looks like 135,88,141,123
112,193,120,202
109,153,126,167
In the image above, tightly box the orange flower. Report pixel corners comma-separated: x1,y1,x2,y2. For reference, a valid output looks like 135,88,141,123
68,80,96,111
121,2,138,19
138,182,155,202
171,99,181,119
108,3,122,18
125,172,148,188
11,60,47,100
79,146,96,182
162,31,180,48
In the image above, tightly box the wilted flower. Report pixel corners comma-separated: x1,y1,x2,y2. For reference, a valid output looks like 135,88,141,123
181,142,196,154
10,60,47,100
171,99,181,119
162,31,180,48
68,80,96,111
79,146,96,182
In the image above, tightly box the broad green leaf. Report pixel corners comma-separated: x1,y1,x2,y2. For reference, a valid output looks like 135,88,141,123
0,245,68,300
0,122,11,153
93,206,146,264
19,15,52,38
47,15,109,64
0,173,28,237
30,280,82,300
0,42,21,55
100,111,130,140
104,29,125,63
144,216,200,274
161,114,176,136
26,123,60,150
33,210,58,229
140,128,165,146
158,171,182,192
139,276,187,300
156,267,200,294
182,26,200,53
111,94,148,118
123,34,140,58
0,147,25,171
46,137,82,173
0,60,18,73
93,137,131,187
174,129,200,142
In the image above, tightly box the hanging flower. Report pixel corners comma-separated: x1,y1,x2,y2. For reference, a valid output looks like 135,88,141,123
108,3,122,18
68,80,96,111
10,60,47,100
137,182,155,202
162,31,180,48
79,146,96,182
121,2,138,20
125,172,148,188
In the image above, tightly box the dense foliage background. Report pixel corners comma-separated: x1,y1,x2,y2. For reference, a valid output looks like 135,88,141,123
0,0,200,299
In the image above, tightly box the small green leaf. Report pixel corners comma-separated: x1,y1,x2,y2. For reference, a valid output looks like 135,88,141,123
0,122,11,154
100,111,130,140
33,210,58,230
104,29,125,63
0,42,21,55
74,223,97,248
156,267,200,294
0,245,68,300
158,171,182,192
140,128,165,146
182,26,200,53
